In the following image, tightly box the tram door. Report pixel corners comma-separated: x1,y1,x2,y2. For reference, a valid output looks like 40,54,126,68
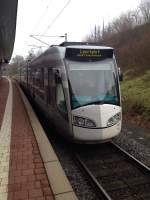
53,68,70,137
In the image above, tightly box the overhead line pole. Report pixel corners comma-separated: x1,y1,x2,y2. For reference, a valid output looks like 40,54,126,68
65,33,67,42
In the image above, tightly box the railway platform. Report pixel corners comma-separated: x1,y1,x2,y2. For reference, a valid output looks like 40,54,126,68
0,77,77,200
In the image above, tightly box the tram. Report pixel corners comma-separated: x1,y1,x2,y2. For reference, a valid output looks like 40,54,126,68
19,42,122,143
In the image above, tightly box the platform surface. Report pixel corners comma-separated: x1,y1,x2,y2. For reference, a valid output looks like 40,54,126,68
0,77,77,200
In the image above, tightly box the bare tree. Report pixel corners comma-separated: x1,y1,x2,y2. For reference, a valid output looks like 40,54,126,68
111,11,136,34
102,23,114,40
131,9,142,25
139,0,150,23
85,25,102,42
12,55,25,67
85,0,150,43
25,50,37,63
4,55,25,76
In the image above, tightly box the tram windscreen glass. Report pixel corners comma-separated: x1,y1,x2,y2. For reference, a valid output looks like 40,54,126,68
67,60,120,109
65,48,113,61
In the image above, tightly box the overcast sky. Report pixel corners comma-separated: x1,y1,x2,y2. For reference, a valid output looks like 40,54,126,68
12,0,141,58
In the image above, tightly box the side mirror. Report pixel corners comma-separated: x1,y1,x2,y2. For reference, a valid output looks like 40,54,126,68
118,68,123,81
119,72,123,81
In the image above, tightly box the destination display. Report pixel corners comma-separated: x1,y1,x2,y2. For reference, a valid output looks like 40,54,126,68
65,48,113,61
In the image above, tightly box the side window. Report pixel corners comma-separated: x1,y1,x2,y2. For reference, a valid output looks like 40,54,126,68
56,83,67,113
47,68,53,104
28,68,33,85
40,68,44,89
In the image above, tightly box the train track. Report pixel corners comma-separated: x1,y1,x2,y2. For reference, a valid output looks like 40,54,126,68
73,141,150,200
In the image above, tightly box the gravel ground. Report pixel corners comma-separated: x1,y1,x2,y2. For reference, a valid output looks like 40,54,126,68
50,138,100,200
113,122,150,168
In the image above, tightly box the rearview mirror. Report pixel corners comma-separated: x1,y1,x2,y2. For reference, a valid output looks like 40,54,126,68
118,68,123,81
119,72,123,81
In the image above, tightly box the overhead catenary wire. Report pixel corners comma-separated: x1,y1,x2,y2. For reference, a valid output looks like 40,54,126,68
28,44,47,48
31,0,52,34
42,0,71,35
27,0,52,54
29,33,67,47
30,34,65,38
30,35,50,46
29,0,71,52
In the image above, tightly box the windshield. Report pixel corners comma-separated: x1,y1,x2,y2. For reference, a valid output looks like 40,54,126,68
67,60,120,109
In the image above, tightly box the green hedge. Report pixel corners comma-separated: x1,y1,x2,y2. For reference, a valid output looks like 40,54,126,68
121,71,150,121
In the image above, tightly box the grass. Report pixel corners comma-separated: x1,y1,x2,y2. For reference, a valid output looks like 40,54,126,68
121,70,150,121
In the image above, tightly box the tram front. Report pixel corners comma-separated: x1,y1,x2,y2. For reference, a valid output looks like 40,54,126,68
65,46,122,142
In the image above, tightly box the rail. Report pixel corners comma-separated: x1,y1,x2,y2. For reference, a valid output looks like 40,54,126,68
73,142,150,200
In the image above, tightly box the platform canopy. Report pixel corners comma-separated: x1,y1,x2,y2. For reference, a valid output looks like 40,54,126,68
0,0,18,65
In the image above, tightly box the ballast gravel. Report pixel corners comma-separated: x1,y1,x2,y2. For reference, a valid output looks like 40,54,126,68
113,123,150,168
49,137,99,200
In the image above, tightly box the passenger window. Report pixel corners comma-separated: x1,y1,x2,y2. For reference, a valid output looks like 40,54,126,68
40,68,44,88
33,68,44,89
47,69,53,104
56,83,67,113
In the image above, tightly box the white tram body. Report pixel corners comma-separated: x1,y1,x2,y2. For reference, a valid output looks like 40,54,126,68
19,42,122,143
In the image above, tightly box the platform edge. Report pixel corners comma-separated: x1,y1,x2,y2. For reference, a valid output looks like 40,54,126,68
17,83,78,200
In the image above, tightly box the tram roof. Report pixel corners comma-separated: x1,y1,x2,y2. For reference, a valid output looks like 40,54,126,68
59,42,113,49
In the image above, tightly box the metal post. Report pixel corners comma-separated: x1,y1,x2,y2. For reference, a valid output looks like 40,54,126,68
20,67,21,82
94,25,97,42
65,33,67,42
27,60,30,87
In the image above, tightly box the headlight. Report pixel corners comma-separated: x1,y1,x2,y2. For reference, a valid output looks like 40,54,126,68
107,112,121,127
73,116,96,128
